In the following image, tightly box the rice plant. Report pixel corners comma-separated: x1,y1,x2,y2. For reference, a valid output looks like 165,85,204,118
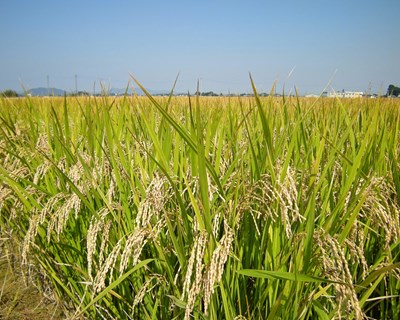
0,79,399,319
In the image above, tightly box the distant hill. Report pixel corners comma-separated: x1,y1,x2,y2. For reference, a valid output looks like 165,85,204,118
18,87,172,97
23,87,66,96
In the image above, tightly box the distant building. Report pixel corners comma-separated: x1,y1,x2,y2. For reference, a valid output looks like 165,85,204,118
327,90,364,98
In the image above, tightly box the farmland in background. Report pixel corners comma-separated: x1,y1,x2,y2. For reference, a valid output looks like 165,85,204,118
1,81,400,319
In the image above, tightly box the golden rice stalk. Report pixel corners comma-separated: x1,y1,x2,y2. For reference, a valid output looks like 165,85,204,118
314,230,363,320
135,173,166,228
87,207,111,282
22,212,40,264
132,275,162,312
360,176,400,248
119,228,149,274
182,230,207,319
45,193,81,242
236,168,304,238
344,221,368,280
203,219,234,315
93,238,123,293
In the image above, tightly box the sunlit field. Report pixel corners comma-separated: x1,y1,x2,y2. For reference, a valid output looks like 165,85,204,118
1,82,400,319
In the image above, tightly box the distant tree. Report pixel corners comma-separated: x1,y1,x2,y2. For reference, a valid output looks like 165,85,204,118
201,91,218,96
387,84,400,97
1,89,19,97
69,91,90,97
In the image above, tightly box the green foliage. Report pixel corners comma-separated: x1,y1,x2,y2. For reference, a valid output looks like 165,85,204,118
0,86,400,319
387,84,400,97
1,89,19,97
69,90,90,96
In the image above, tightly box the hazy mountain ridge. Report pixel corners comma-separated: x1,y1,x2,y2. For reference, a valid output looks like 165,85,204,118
23,87,67,96
18,87,170,96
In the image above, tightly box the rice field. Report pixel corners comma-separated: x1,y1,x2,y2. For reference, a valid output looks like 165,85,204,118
1,81,400,319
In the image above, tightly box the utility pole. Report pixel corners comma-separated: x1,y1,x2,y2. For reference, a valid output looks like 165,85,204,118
75,74,78,94
47,75,50,96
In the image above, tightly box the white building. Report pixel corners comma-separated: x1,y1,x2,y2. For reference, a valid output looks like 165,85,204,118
327,90,364,98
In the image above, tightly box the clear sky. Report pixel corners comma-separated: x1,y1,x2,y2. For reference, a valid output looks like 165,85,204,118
0,0,399,95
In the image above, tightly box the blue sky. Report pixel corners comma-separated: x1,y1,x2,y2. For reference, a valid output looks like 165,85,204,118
0,0,399,94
